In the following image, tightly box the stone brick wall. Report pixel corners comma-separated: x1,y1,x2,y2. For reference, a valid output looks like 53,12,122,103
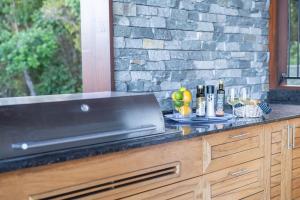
113,0,270,110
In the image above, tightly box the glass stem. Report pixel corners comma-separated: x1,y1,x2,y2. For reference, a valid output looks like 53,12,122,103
232,105,235,117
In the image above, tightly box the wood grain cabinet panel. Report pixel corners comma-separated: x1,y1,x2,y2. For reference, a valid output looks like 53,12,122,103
0,138,202,200
202,126,264,174
241,191,264,200
266,119,300,200
291,119,300,200
202,159,265,200
121,177,203,200
264,121,288,200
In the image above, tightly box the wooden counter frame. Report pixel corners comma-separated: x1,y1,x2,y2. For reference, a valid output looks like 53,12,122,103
80,0,114,92
269,0,300,90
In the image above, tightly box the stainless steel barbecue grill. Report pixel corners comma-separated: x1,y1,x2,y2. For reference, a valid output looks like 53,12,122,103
0,92,177,160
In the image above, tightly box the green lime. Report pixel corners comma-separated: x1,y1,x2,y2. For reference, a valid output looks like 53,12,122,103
171,92,176,101
174,91,183,101
174,100,184,107
179,87,186,92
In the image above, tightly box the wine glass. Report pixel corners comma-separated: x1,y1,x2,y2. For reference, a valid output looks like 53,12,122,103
227,88,239,117
239,87,251,117
239,87,251,105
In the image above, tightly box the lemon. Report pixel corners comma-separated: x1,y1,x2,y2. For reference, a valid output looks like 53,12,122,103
182,90,192,103
179,105,192,117
184,102,191,106
181,126,192,135
174,91,183,101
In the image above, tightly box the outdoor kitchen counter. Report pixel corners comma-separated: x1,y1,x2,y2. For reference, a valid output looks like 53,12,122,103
1,103,300,174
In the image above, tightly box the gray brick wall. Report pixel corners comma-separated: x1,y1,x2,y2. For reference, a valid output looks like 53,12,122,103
113,0,270,110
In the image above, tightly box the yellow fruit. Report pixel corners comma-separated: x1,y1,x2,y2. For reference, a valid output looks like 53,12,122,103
182,90,192,103
179,105,192,117
181,126,192,135
184,102,190,106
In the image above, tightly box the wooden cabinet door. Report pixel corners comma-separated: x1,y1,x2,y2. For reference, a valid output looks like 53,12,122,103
268,118,300,200
202,125,264,174
202,159,265,200
289,118,300,200
264,121,289,200
120,177,203,200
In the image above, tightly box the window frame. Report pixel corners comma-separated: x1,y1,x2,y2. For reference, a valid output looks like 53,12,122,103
80,0,114,92
269,0,300,90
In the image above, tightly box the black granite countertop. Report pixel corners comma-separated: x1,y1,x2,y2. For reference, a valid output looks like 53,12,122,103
1,103,300,174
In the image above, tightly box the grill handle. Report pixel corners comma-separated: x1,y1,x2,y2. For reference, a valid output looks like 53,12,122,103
11,125,157,150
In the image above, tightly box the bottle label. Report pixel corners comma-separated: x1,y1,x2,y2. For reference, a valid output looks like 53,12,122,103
206,94,215,117
196,97,206,116
216,94,224,112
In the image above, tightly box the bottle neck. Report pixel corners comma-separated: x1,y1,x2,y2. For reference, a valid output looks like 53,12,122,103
219,83,224,90
197,91,205,97
197,86,205,97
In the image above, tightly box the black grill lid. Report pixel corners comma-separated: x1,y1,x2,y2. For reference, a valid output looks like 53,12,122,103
0,92,165,160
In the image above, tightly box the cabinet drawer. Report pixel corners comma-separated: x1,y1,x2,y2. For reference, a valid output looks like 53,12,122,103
202,159,264,200
203,126,264,173
0,138,202,200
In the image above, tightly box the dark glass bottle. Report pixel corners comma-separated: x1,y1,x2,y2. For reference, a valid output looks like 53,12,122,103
196,85,206,117
216,80,225,116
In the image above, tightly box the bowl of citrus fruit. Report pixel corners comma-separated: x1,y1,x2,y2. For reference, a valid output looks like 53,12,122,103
171,87,193,118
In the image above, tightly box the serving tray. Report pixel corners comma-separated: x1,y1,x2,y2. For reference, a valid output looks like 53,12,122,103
165,113,233,123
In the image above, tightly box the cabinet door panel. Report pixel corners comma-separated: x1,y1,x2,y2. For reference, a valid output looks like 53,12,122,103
241,191,264,200
202,159,264,200
294,157,300,169
202,126,264,174
271,164,281,177
294,147,300,159
265,121,288,200
293,168,300,179
293,187,300,199
0,138,203,200
286,119,300,200
121,177,202,200
271,131,282,143
271,196,280,200
294,135,300,148
291,119,300,200
271,142,282,154
271,153,281,166
270,185,280,198
270,174,281,188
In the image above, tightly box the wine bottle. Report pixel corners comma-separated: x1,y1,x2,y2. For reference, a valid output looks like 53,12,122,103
196,85,206,117
216,80,225,117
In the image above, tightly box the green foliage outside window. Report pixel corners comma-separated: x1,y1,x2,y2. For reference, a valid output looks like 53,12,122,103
0,0,82,97
289,0,300,66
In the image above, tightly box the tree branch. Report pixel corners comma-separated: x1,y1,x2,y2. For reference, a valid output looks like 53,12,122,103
23,69,36,96
12,0,36,96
